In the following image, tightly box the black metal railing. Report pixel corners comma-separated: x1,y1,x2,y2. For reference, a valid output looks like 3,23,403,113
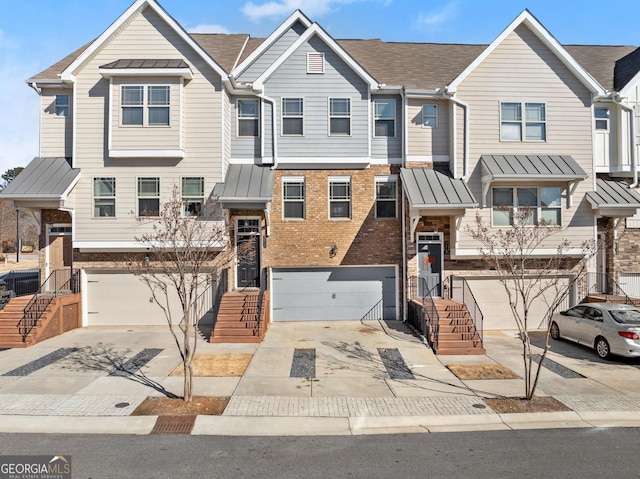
361,299,384,321
0,268,40,300
584,272,636,305
422,280,440,350
19,268,80,341
407,275,440,349
450,275,484,343
254,268,269,335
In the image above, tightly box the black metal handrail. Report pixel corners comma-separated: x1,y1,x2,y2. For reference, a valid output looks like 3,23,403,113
422,279,440,350
450,275,484,343
361,299,383,320
584,272,636,305
254,268,268,335
19,268,80,341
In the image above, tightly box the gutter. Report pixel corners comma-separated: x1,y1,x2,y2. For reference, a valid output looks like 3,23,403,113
613,94,638,188
443,89,470,180
27,81,41,95
254,92,278,169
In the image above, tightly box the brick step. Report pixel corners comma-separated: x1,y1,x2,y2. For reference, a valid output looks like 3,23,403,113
437,332,481,341
211,328,261,337
437,318,474,326
434,347,486,355
216,308,260,315
213,321,261,330
0,332,35,343
435,338,483,349
209,335,262,344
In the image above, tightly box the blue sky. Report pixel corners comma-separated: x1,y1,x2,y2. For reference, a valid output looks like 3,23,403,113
0,0,639,175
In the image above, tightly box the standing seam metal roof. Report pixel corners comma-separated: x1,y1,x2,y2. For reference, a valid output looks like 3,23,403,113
0,157,79,198
480,155,587,180
400,168,477,208
586,178,640,208
214,164,274,201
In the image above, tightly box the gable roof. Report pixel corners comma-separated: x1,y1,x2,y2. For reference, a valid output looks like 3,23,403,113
447,10,605,96
59,0,227,82
190,33,251,72
253,22,379,91
0,157,79,200
231,10,312,79
567,45,638,92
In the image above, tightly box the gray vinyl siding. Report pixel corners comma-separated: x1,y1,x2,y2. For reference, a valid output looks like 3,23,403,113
406,98,449,161
40,88,72,158
371,95,402,160
230,96,261,159
223,91,231,172
453,25,595,252
71,6,223,244
263,100,274,161
237,21,307,82
264,35,369,159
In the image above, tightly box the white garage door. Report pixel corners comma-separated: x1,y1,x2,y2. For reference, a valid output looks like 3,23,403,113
463,277,571,331
85,271,184,326
619,273,640,298
271,267,396,321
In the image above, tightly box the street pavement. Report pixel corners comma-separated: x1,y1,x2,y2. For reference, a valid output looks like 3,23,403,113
1,319,640,435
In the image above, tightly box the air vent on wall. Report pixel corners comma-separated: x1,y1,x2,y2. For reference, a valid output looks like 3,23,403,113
307,52,324,74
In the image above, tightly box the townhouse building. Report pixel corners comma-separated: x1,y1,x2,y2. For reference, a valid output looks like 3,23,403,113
3,0,640,335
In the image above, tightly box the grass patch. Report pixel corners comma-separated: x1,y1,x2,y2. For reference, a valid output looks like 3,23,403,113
169,353,252,377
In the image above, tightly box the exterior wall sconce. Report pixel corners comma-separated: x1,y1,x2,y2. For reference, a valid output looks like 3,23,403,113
144,250,151,265
329,243,338,257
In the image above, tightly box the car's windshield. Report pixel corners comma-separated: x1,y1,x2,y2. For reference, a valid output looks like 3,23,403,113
610,309,640,324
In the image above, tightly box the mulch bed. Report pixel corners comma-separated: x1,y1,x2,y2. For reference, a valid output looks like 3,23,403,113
169,353,252,377
447,364,520,380
132,396,229,416
486,396,571,413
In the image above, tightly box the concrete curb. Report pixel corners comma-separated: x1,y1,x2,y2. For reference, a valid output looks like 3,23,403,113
0,415,157,435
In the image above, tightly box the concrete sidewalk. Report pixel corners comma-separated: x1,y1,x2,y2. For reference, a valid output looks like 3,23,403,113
1,320,640,435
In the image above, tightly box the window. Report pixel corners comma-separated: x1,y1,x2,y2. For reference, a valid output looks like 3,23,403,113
282,98,303,135
375,176,397,218
182,177,204,217
307,52,324,74
595,107,609,130
55,94,69,117
237,99,260,137
282,177,305,219
329,98,351,136
93,178,116,218
137,177,160,217
500,102,546,141
492,187,561,226
121,85,170,126
374,99,395,137
421,104,437,128
329,177,351,219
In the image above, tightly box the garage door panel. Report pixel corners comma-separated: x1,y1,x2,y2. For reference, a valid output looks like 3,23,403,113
86,272,185,326
272,267,396,321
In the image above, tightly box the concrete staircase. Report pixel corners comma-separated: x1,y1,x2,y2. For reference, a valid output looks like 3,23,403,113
432,299,485,355
210,291,268,343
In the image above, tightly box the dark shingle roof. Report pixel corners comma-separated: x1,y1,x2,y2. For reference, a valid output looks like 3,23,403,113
190,33,251,72
566,45,638,91
28,41,93,82
614,47,640,91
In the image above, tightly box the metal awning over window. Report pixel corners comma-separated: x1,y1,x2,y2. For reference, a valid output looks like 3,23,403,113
98,59,193,79
480,155,588,207
587,178,640,218
214,164,275,234
400,167,477,241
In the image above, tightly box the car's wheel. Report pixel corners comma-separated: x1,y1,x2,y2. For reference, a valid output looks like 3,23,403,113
550,322,560,340
595,337,611,359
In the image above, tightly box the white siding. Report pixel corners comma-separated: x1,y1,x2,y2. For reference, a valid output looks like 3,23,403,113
453,25,596,253
70,6,223,244
40,88,72,158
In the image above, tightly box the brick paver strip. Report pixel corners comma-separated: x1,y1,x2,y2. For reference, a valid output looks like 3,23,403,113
223,396,492,417
2,348,79,376
0,394,146,416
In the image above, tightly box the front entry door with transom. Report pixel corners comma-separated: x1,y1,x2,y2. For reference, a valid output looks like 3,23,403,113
236,218,261,288
417,234,443,297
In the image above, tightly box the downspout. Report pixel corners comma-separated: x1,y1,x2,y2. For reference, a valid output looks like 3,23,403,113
402,186,407,322
401,87,407,168
255,92,278,170
613,94,638,187
443,91,470,180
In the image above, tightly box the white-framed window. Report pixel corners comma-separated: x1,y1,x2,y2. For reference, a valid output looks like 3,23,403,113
182,177,204,217
121,85,170,126
421,104,437,128
93,177,116,218
55,94,70,117
500,102,546,141
329,98,351,136
282,98,303,135
492,186,561,226
375,176,397,219
237,98,260,137
329,176,351,219
595,107,610,131
373,98,395,137
137,177,160,217
307,52,324,74
282,176,305,219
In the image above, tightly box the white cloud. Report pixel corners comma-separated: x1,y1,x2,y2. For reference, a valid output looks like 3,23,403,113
241,0,388,22
188,24,232,34
416,2,458,28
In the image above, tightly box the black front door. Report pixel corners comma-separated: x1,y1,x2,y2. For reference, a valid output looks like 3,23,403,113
236,219,261,288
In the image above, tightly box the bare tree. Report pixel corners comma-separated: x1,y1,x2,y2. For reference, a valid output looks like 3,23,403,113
132,186,238,402
467,207,596,399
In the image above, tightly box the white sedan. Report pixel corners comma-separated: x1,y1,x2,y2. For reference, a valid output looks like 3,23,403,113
550,303,640,359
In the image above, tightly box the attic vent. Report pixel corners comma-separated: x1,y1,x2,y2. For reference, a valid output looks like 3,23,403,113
307,53,324,74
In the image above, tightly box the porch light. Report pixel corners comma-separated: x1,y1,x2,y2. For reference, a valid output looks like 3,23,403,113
329,243,338,257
